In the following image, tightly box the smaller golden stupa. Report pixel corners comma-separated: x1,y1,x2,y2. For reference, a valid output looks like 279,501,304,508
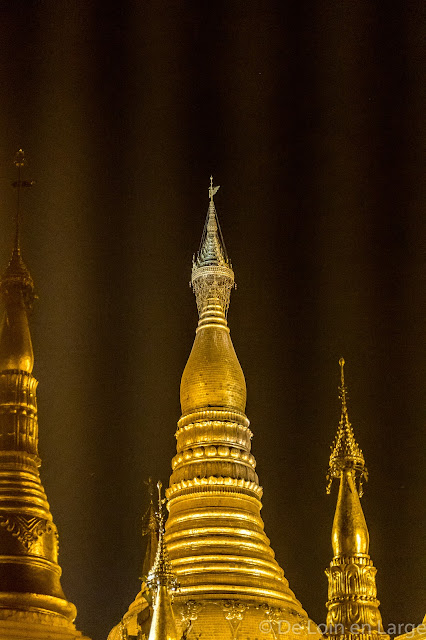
146,482,180,640
325,358,389,640
0,151,89,640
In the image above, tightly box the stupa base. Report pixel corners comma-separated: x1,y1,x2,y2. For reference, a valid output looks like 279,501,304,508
0,609,90,640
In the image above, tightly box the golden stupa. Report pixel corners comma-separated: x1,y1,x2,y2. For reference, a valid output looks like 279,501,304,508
325,359,389,640
0,151,89,640
109,179,320,639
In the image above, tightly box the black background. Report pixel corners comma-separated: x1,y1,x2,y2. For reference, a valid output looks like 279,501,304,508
0,2,424,640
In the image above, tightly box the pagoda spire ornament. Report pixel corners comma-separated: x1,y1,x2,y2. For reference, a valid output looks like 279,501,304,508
147,482,179,640
325,359,388,640
326,358,368,496
141,478,159,582
191,176,234,320
0,151,89,639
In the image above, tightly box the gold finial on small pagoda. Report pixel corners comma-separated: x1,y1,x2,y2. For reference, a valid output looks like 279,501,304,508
147,482,178,593
339,357,347,411
326,358,368,496
141,477,159,581
146,482,179,640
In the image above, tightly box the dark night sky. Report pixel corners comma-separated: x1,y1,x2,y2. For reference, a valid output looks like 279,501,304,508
0,2,425,640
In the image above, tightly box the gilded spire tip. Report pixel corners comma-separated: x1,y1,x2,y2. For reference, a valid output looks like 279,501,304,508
141,478,160,581
326,359,367,496
339,357,348,414
14,149,26,169
208,175,220,203
191,179,234,318
146,481,178,593
142,477,158,536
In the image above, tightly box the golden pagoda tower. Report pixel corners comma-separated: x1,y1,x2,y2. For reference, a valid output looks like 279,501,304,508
146,482,179,640
107,481,159,640
0,151,89,640
325,358,389,640
163,179,319,639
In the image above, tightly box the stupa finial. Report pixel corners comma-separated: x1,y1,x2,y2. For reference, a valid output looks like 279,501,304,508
208,175,220,204
339,357,347,412
326,359,368,496
191,179,234,318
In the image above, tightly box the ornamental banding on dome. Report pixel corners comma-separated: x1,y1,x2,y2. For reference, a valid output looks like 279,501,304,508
192,267,235,318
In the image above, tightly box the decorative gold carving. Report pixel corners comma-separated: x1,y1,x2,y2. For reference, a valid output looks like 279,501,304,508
172,444,256,471
0,370,39,456
176,421,252,457
0,514,57,552
179,600,203,638
326,559,378,603
179,600,202,624
260,604,283,639
0,607,75,629
167,475,263,499
192,273,234,317
223,600,247,638
178,409,250,430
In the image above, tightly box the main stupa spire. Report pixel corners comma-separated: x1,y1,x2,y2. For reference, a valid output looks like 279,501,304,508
325,359,388,640
164,181,319,639
0,151,88,639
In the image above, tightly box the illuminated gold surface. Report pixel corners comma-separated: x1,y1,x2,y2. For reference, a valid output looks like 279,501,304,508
0,153,89,639
332,469,369,557
325,360,388,640
165,183,319,639
148,586,179,640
